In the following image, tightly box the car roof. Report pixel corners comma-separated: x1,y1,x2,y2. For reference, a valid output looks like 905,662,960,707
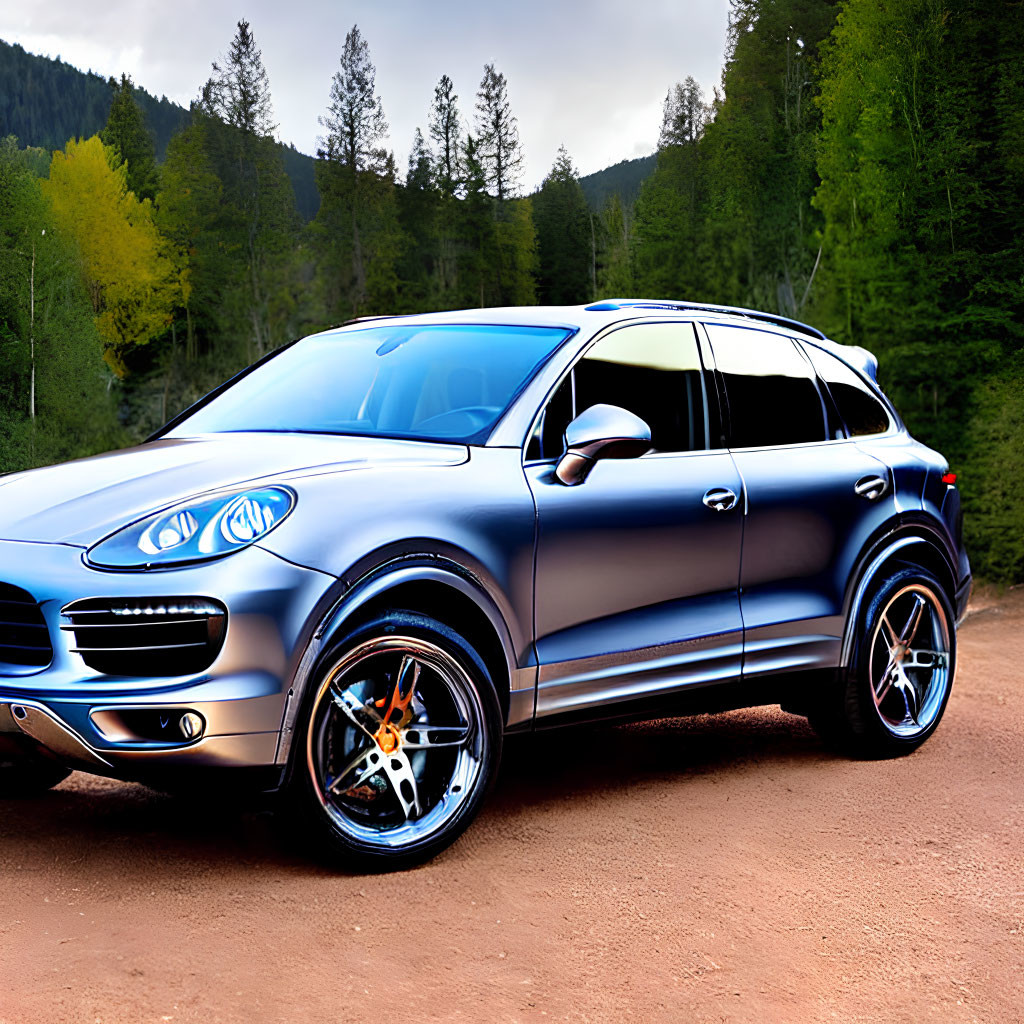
312,301,879,382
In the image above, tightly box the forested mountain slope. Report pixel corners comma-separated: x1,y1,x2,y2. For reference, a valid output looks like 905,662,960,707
579,153,656,210
0,39,318,218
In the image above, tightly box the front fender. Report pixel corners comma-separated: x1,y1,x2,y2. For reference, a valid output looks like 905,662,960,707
274,557,530,766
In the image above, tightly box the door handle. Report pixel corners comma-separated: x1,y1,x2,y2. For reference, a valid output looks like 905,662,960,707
854,474,889,501
702,487,738,512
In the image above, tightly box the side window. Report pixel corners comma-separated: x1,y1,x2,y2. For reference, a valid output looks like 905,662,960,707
574,323,711,453
706,324,826,449
526,323,711,459
801,343,893,438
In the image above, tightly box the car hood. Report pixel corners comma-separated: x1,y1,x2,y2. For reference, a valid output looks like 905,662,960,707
0,433,468,548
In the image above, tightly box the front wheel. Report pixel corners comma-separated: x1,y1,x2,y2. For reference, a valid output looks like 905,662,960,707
809,567,957,757
288,611,502,870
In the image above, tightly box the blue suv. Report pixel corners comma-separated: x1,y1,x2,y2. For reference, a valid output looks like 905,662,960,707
0,299,970,868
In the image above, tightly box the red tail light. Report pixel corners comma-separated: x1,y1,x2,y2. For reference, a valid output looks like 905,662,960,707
942,472,957,485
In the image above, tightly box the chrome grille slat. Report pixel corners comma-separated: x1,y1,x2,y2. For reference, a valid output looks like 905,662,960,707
60,597,227,676
59,617,222,630
62,608,220,618
70,641,209,653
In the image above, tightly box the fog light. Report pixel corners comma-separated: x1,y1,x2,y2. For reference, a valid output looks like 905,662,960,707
180,712,204,741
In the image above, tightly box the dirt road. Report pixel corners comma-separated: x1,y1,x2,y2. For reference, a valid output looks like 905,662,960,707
1,592,1022,1024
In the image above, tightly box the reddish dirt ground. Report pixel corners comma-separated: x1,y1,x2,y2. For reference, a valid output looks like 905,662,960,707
1,591,1022,1024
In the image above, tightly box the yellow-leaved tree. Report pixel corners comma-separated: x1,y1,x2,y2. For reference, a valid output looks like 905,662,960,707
41,135,176,374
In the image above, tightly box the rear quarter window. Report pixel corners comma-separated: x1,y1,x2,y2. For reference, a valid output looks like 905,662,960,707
802,343,893,438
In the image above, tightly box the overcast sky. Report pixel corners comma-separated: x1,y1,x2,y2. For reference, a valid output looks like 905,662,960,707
1,0,730,190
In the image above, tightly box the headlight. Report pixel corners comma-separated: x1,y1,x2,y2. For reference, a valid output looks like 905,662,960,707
87,487,295,569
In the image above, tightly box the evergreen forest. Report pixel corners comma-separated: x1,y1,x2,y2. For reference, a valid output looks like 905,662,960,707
0,1,1022,581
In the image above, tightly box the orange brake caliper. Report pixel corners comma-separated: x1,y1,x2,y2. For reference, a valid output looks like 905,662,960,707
373,662,418,754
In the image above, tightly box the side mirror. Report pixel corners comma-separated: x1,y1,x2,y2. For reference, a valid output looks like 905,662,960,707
555,403,652,486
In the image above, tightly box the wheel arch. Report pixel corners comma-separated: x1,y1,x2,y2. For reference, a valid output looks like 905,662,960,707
840,520,958,668
276,559,520,767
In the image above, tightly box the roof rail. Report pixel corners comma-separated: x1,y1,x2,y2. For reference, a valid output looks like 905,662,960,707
340,314,401,326
598,298,827,341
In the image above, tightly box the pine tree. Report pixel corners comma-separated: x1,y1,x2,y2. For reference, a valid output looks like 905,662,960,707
474,64,523,202
496,197,537,305
596,194,634,297
315,24,396,316
100,73,158,201
454,135,498,307
200,20,297,358
659,78,708,147
534,146,592,304
206,19,276,137
429,75,461,197
396,128,438,308
155,113,234,362
319,25,388,172
632,77,709,300
427,75,463,303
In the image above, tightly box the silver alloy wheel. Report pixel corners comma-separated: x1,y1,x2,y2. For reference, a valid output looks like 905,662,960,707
868,583,952,737
306,635,485,849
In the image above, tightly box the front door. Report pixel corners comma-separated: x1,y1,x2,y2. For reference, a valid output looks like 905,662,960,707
526,322,745,720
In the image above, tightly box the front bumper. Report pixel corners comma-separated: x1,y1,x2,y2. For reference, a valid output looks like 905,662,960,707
0,539,334,779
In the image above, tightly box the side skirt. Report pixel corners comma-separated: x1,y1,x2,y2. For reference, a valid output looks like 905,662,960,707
530,669,840,732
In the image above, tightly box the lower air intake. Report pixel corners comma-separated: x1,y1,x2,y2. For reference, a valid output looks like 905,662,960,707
61,598,227,677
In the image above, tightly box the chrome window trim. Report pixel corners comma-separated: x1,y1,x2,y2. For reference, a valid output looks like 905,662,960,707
524,445,734,469
725,435,875,455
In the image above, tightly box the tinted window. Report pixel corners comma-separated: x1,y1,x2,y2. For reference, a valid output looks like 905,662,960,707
802,344,892,438
168,324,571,445
573,324,710,454
528,323,712,460
707,324,826,448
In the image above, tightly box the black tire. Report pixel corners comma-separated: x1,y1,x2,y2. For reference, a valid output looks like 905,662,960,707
285,610,503,871
0,755,71,797
808,566,957,758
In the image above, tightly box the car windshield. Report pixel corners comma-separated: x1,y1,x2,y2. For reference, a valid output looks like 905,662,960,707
166,323,573,444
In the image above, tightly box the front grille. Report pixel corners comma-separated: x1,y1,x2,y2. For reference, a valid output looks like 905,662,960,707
0,583,53,667
61,598,227,677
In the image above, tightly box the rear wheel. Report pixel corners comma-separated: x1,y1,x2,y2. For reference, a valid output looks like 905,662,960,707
288,611,502,870
809,567,956,757
0,755,71,797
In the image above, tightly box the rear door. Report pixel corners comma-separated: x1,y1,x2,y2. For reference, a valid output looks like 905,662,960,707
703,323,897,678
527,321,745,720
